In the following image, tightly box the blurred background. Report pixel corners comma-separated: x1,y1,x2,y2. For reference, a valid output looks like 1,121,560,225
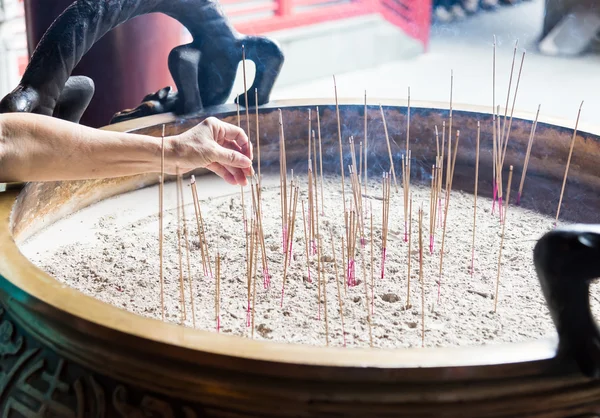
0,0,598,127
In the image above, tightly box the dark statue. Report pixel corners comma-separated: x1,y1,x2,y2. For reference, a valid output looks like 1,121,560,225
0,0,285,124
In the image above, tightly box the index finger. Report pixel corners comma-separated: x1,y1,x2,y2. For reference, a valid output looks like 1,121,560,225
218,121,253,161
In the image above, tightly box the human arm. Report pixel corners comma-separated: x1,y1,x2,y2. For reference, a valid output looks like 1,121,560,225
0,113,253,185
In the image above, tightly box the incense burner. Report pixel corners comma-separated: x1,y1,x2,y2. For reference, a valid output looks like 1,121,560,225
1,100,600,416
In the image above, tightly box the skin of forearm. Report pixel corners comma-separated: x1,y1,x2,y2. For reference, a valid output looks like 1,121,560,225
0,113,166,182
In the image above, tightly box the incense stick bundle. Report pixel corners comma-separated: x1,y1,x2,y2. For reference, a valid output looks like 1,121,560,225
380,104,399,192
251,176,270,288
301,200,312,284
190,176,212,278
280,183,299,307
555,101,584,226
158,125,166,321
494,166,514,312
517,104,541,205
329,229,346,347
179,178,195,328
470,122,481,276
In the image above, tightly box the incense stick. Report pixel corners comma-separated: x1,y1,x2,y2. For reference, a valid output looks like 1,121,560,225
215,250,221,331
494,166,514,312
470,122,481,276
250,220,259,338
555,101,584,226
255,88,261,185
438,130,461,302
318,237,329,346
500,50,526,171
329,229,346,347
176,171,186,323
316,107,325,216
406,195,413,309
242,45,250,141
301,200,312,283
418,206,425,347
370,201,375,316
190,176,211,278
333,76,347,216
180,177,196,328
364,91,368,198
158,124,165,321
517,105,541,205
380,104,399,192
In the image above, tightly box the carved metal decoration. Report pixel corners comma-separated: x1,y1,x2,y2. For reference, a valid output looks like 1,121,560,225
0,0,284,124
0,305,201,417
534,224,600,379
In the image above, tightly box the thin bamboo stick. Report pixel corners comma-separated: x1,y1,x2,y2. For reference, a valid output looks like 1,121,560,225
380,104,399,192
517,104,541,205
330,229,346,347
494,166,514,312
555,101,584,226
158,124,165,321
470,122,481,276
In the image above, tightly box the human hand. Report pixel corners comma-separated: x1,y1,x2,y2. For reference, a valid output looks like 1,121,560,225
166,117,254,186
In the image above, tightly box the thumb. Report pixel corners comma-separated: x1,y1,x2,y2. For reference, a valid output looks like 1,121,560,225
210,143,253,168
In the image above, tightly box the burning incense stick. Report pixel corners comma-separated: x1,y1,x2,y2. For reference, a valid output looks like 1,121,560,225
517,105,541,205
329,229,346,347
158,124,165,321
494,166,514,312
316,107,325,216
438,130,461,302
406,195,413,309
418,206,425,347
176,171,186,323
470,122,481,276
380,104,399,192
333,76,347,216
555,101,584,226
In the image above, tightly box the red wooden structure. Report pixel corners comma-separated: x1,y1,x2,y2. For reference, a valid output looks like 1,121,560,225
228,0,432,49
